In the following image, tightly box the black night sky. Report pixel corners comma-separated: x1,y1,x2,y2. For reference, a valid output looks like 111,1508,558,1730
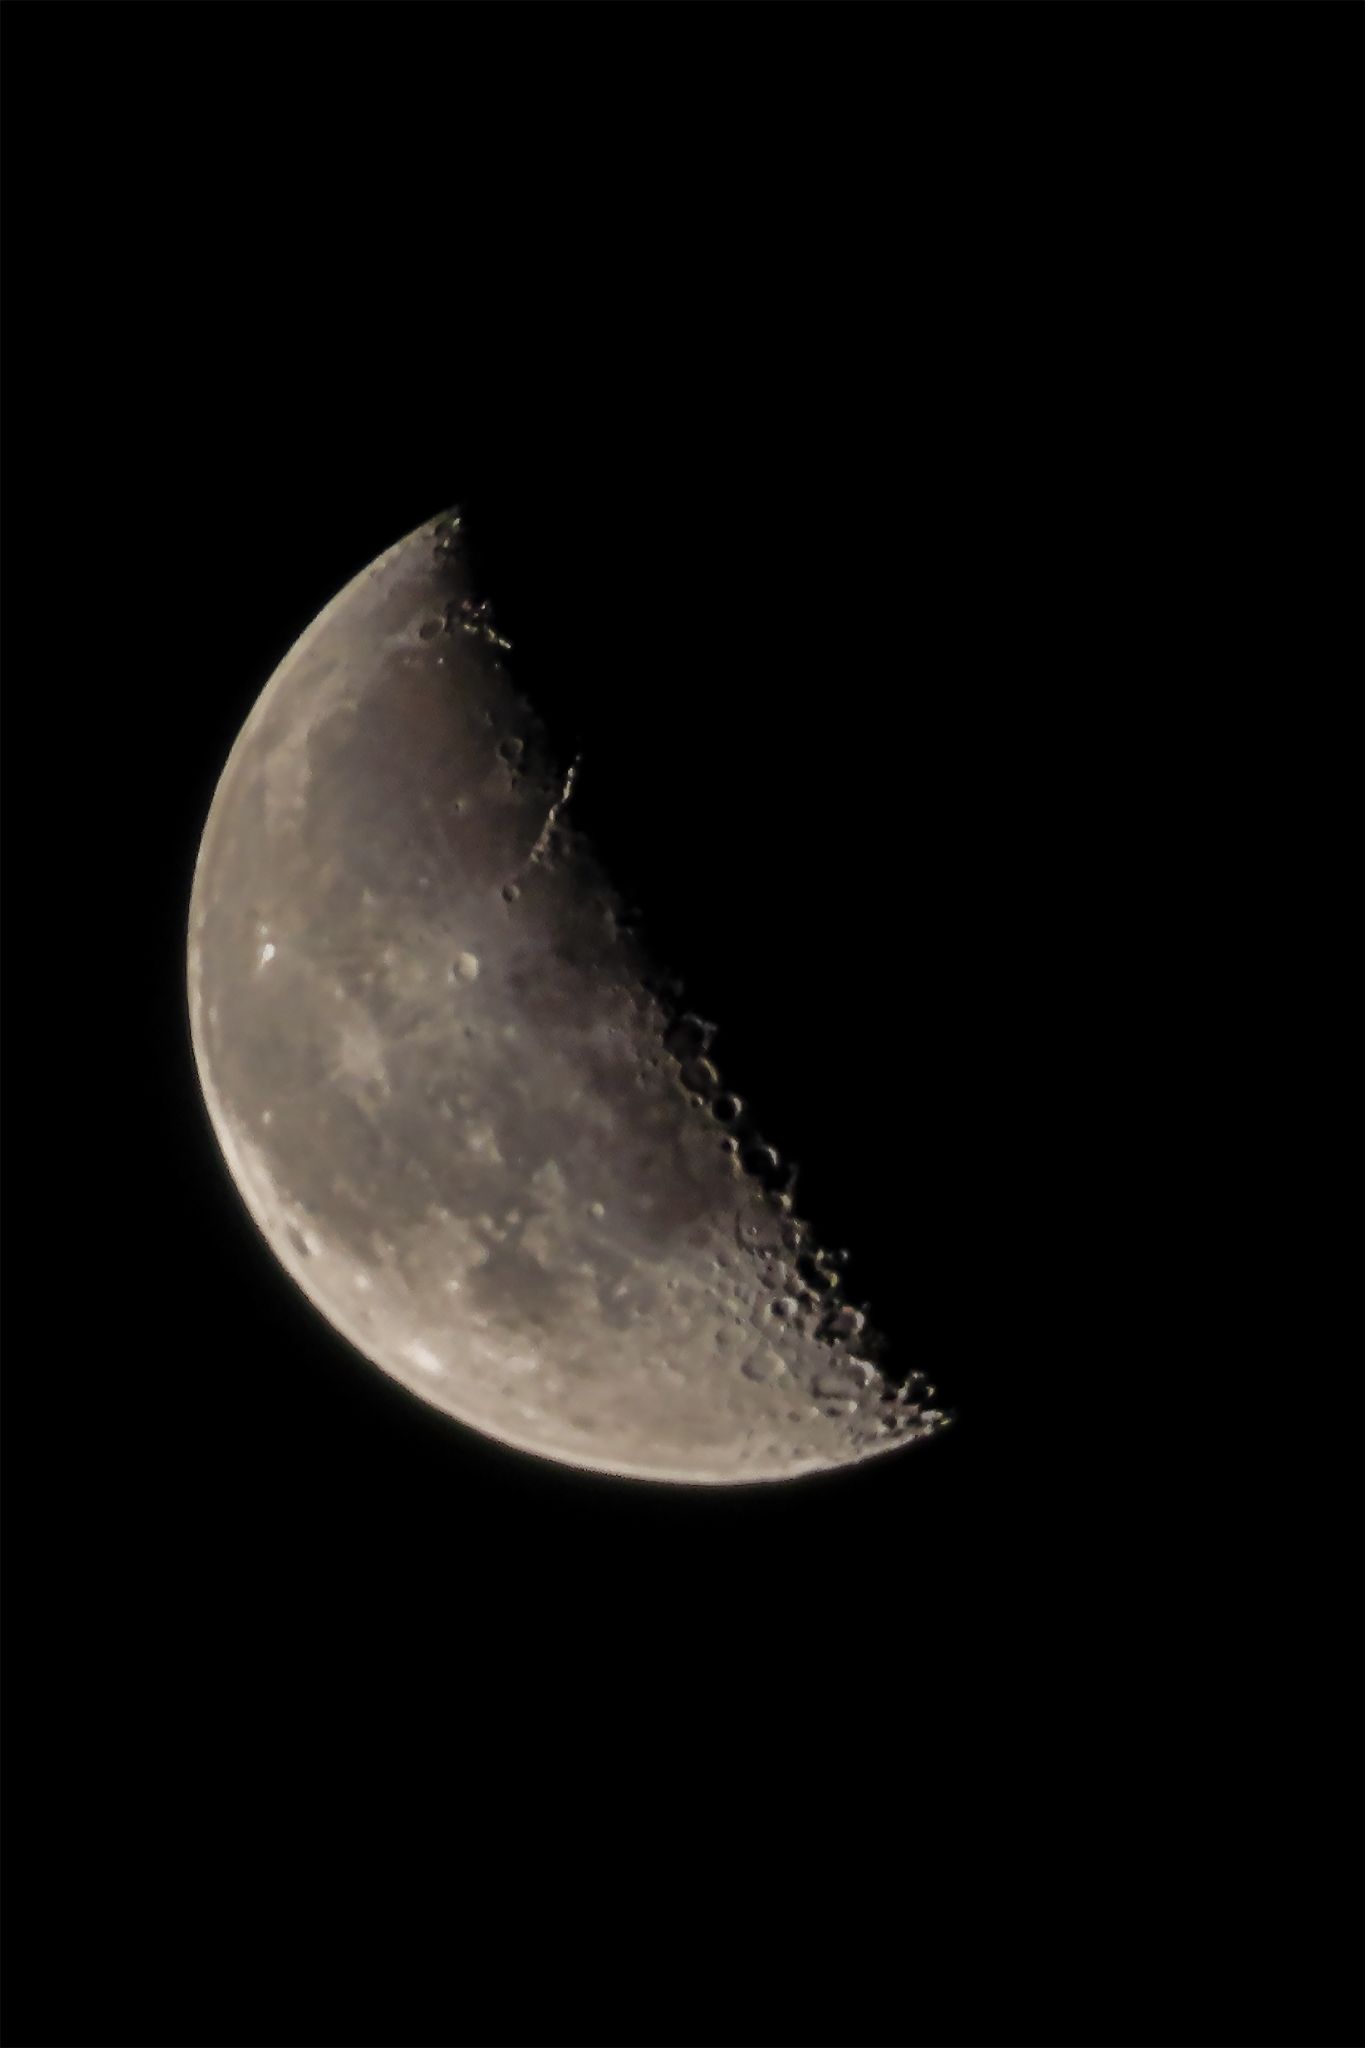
4,8,1360,2048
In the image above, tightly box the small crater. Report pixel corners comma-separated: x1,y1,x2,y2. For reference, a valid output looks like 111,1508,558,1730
815,1368,858,1402
742,1346,785,1383
664,1013,715,1062
797,1252,836,1294
741,1142,781,1186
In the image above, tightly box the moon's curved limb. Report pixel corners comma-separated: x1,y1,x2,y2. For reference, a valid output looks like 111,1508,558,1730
187,511,945,1483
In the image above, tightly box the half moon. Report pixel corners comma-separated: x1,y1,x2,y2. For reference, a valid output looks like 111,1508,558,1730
187,511,945,1483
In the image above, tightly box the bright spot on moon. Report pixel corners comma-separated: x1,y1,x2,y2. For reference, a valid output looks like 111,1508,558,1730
403,1340,444,1377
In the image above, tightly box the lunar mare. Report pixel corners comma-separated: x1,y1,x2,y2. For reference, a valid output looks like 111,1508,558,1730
188,511,945,1482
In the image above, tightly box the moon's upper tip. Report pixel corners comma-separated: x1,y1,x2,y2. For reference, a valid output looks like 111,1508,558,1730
425,505,465,535
401,505,468,560
355,507,468,587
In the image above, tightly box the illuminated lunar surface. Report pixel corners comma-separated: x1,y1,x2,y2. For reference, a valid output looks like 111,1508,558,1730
187,512,946,1482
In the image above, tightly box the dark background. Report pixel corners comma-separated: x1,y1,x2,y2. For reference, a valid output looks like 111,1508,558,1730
4,8,1360,2048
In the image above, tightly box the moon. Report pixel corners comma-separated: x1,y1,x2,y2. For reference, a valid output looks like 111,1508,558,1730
187,511,946,1483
